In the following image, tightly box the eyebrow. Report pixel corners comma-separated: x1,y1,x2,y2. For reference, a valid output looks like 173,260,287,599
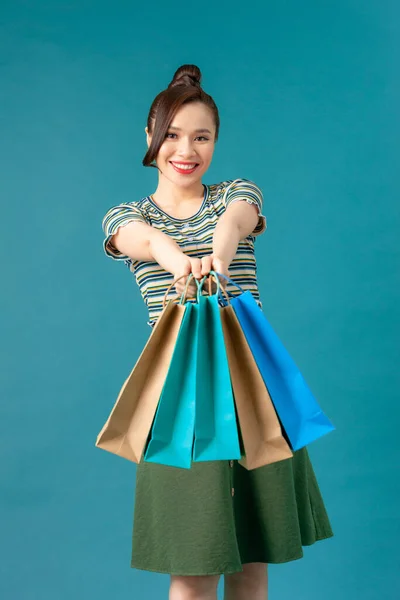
168,126,212,134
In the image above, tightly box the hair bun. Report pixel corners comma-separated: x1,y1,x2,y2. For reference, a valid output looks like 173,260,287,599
168,64,202,89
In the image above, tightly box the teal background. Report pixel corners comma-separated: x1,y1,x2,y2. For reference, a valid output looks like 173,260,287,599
1,1,398,598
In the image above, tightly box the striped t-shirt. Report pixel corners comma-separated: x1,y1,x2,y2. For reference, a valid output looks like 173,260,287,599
102,178,267,327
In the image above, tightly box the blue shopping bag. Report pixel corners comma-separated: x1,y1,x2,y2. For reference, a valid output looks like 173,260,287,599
144,277,199,469
193,275,242,462
216,273,335,451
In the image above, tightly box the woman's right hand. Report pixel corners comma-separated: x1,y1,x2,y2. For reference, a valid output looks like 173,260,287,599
173,256,203,298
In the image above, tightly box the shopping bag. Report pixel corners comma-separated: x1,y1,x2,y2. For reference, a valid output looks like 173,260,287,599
220,304,293,469
144,300,199,469
95,275,193,463
217,273,335,451
193,275,242,462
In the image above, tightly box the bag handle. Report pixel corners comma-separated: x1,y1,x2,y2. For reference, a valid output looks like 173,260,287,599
162,274,201,308
162,271,234,310
214,272,245,294
197,271,230,303
207,272,246,306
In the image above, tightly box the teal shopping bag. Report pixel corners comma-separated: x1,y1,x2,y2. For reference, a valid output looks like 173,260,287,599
144,277,199,469
193,275,242,462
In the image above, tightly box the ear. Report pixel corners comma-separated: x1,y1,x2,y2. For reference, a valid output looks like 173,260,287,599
145,126,151,148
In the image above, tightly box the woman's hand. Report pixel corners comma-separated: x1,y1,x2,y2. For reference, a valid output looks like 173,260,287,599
172,254,230,299
173,256,202,298
200,254,230,293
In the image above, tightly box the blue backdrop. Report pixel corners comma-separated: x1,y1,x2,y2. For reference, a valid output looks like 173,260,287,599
1,1,398,598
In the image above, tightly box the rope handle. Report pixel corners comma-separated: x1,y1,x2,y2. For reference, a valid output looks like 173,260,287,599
197,271,231,303
162,271,235,309
215,272,245,293
162,274,201,308
211,272,246,306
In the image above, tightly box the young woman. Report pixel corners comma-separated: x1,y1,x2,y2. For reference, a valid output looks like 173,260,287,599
101,64,334,600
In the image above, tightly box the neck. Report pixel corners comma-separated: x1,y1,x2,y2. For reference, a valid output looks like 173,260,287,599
152,174,204,205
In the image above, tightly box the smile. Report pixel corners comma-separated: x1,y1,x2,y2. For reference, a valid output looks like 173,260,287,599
170,162,199,174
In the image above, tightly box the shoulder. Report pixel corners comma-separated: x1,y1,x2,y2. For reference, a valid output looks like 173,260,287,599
207,178,266,237
122,196,151,214
101,196,151,235
102,196,150,220
208,178,263,207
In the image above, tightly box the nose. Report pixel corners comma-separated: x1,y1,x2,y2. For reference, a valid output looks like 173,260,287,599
177,136,196,158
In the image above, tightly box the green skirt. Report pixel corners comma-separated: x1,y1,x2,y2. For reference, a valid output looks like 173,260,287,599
131,448,334,575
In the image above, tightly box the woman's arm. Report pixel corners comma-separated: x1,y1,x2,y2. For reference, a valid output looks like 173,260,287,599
110,221,202,291
197,201,260,286
212,201,259,266
110,199,259,290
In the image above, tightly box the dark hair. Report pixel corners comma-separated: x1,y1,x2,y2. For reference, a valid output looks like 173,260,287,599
143,64,220,168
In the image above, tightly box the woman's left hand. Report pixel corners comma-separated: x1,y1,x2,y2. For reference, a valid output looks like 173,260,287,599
200,254,229,291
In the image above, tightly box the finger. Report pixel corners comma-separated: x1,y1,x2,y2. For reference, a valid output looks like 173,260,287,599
212,260,229,286
200,255,213,277
174,276,190,292
211,259,224,276
173,272,190,287
189,258,203,280
174,284,184,295
175,278,198,296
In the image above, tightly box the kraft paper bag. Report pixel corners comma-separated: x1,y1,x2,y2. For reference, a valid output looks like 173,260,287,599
95,300,186,463
220,305,293,470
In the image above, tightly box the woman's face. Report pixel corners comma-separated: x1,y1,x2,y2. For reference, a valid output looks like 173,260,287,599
147,101,216,188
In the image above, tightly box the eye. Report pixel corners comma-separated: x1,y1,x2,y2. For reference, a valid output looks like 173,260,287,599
196,136,209,141
165,132,177,139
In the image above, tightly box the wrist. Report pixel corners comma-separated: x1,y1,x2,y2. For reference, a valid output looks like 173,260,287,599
149,229,186,273
212,226,240,268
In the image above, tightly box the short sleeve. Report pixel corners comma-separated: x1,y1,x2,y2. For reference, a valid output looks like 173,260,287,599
222,178,267,236
102,202,148,260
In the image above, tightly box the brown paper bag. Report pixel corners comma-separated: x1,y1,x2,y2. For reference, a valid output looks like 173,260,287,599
96,300,186,463
220,305,293,470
